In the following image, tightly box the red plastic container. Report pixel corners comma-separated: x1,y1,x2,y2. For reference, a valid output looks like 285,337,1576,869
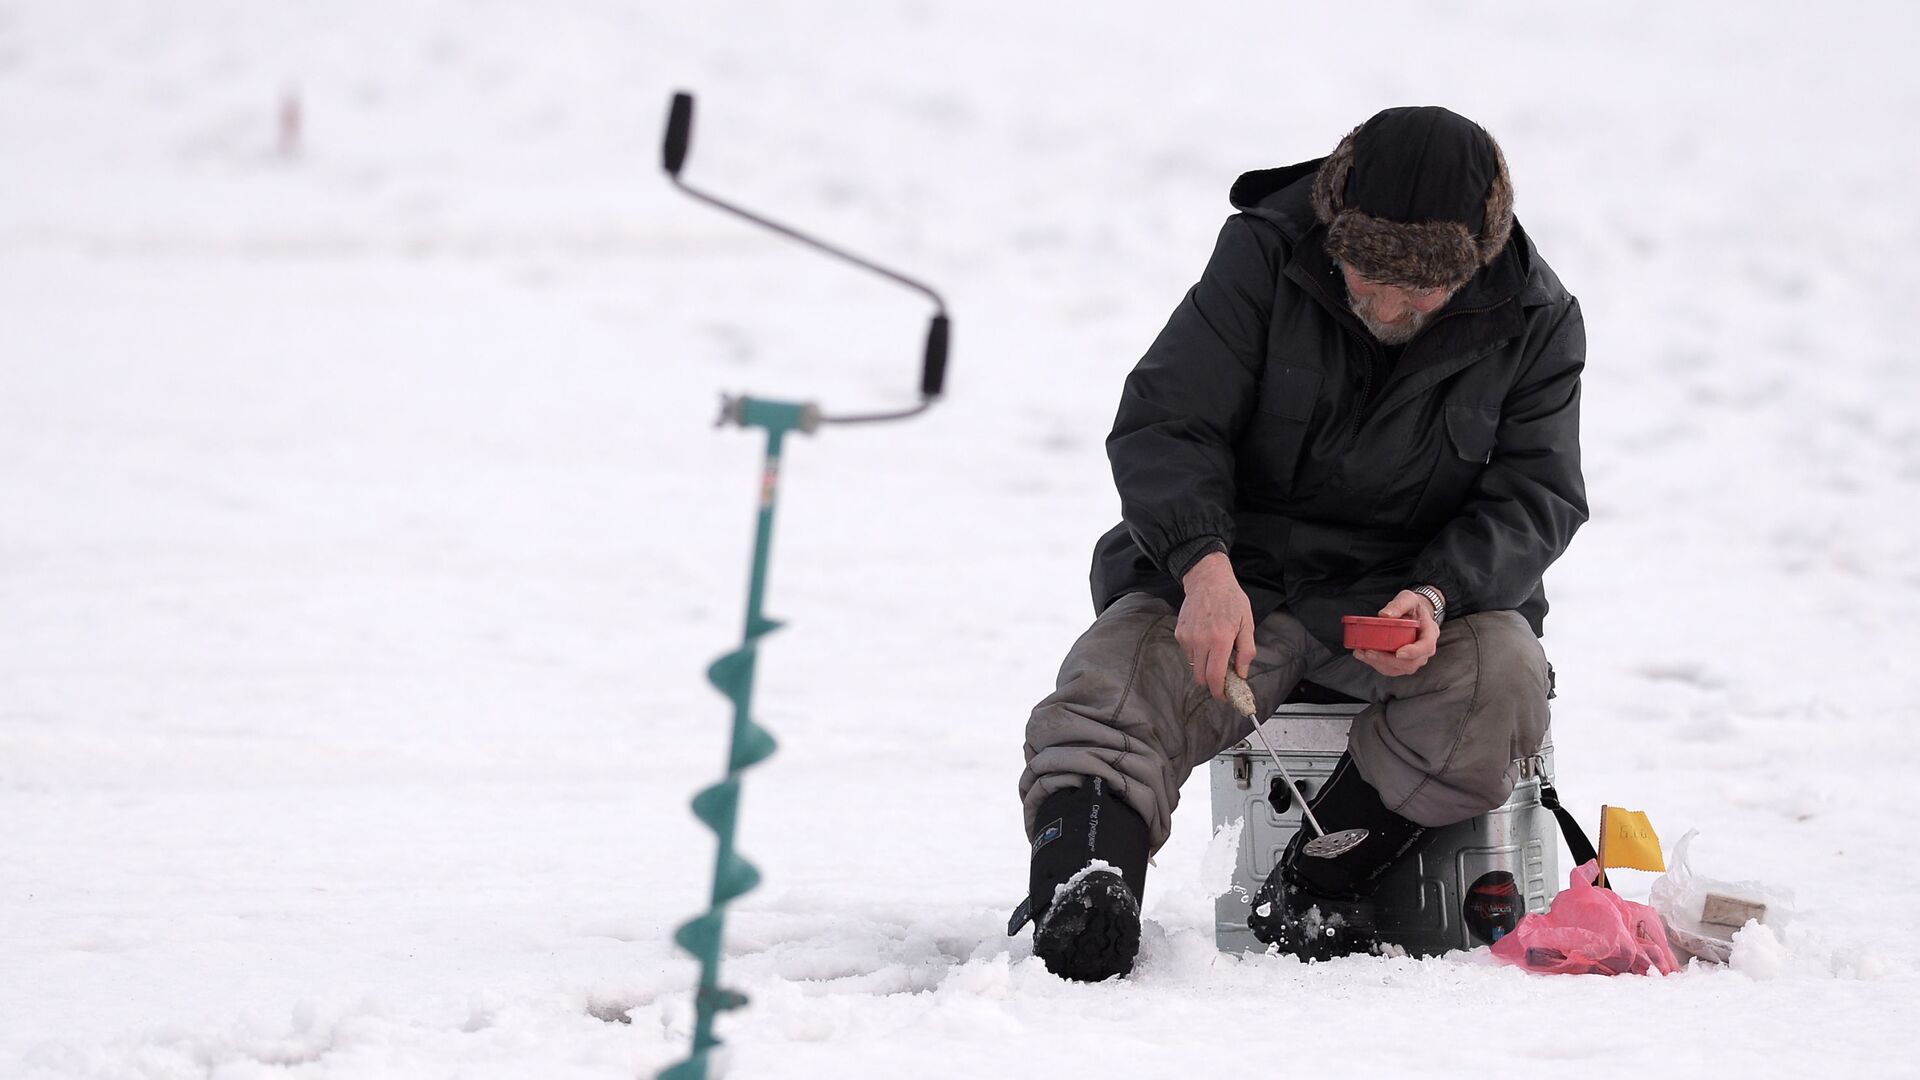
1342,615,1419,652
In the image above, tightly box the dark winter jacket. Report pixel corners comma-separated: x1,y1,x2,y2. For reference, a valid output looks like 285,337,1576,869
1090,159,1588,651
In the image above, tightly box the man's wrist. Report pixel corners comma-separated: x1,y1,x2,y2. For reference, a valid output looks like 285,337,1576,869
1169,537,1229,583
1180,547,1233,588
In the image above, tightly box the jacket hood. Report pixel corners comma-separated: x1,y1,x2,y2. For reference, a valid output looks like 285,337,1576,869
1229,159,1325,237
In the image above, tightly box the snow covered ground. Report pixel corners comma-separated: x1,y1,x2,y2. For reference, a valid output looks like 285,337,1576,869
4,1,1918,1076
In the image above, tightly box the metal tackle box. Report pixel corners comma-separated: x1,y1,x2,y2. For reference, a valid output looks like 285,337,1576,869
1210,701,1559,956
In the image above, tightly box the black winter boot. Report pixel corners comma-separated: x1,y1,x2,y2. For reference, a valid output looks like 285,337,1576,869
1247,873,1378,962
1016,777,1150,982
1248,753,1428,961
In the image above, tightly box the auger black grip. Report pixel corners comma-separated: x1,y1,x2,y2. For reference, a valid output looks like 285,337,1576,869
663,92,694,177
921,313,949,399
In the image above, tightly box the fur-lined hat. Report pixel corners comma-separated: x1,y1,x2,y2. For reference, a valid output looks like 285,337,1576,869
1311,107,1513,290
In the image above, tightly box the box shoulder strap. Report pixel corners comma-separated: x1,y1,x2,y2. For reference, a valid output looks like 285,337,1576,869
1537,780,1598,868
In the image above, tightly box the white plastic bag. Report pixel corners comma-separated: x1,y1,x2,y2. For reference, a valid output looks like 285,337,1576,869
1648,830,1795,964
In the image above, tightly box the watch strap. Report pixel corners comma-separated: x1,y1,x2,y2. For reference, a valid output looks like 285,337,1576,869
1411,584,1447,624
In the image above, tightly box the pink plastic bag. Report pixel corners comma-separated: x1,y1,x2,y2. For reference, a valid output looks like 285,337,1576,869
1491,860,1679,976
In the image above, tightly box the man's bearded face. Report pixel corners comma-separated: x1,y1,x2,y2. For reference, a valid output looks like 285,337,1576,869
1340,263,1457,346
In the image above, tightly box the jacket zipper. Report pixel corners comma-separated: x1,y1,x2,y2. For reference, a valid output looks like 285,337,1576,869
1298,271,1385,449
1348,342,1377,448
1300,268,1509,449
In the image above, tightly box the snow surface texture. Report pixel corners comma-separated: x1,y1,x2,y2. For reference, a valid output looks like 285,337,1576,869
4,1,1918,1077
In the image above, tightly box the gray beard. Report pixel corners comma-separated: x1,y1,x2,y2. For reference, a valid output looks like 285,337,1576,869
1351,302,1430,346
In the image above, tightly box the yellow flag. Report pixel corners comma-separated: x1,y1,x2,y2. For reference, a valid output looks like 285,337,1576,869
1599,806,1665,872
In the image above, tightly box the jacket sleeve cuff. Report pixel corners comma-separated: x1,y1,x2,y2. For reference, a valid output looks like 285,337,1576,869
1166,536,1229,582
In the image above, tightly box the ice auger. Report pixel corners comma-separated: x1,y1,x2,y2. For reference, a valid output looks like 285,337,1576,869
657,91,949,1080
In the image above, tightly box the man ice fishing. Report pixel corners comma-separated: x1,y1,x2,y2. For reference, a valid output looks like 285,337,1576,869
1012,106,1588,981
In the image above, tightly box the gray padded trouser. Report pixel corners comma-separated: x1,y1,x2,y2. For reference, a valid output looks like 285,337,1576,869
1019,592,1551,853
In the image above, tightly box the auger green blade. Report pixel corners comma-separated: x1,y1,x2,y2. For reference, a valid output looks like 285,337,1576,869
673,911,724,960
659,1050,712,1080
729,719,777,772
702,986,749,1011
706,649,753,697
691,779,741,833
714,851,760,902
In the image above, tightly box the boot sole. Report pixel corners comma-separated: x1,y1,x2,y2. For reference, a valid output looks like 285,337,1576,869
1033,871,1140,982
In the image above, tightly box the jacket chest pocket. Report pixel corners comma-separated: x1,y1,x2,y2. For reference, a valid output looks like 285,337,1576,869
1407,403,1499,527
1244,366,1323,502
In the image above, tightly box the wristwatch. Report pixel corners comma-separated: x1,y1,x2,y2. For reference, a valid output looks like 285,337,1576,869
1411,584,1447,624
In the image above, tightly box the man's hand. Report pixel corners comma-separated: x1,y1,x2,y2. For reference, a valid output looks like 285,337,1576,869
1352,589,1441,677
1176,551,1256,701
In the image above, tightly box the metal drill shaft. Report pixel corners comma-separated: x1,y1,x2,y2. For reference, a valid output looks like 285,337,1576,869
1223,670,1369,859
1247,710,1332,838
1223,670,1329,836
